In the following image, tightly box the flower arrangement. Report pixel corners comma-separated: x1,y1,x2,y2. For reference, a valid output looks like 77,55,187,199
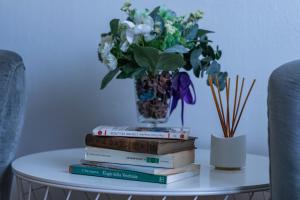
98,1,228,124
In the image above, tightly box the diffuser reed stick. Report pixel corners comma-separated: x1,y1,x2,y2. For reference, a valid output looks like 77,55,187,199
209,76,255,137
232,79,256,135
215,79,226,132
226,78,231,137
231,75,239,136
209,78,227,137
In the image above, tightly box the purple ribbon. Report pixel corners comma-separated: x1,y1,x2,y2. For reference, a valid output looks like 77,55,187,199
170,72,196,126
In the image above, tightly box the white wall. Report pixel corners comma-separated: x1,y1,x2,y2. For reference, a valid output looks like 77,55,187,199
1,0,300,158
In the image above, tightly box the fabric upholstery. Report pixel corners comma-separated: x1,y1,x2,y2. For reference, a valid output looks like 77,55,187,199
268,60,300,199
0,50,25,200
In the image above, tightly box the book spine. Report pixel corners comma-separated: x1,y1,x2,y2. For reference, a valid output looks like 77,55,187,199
92,127,188,140
85,134,159,154
85,147,174,168
69,164,167,184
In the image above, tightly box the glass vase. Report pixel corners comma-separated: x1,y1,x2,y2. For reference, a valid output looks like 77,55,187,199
135,72,172,126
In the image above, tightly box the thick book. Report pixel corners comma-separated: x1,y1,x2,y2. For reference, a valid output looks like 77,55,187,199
92,126,190,140
81,159,200,175
69,164,199,184
85,134,196,155
85,146,195,168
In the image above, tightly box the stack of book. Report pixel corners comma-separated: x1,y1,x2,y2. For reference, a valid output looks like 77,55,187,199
69,126,199,184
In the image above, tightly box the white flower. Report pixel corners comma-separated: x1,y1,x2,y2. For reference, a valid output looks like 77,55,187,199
120,41,129,52
165,20,176,34
99,35,117,70
120,12,155,45
134,10,154,27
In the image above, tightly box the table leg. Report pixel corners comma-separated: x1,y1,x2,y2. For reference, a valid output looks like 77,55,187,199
248,192,254,200
27,183,32,200
94,193,101,200
31,185,41,200
16,176,23,200
65,190,72,200
20,177,26,200
43,186,49,200
127,195,133,200
84,192,92,200
223,195,229,200
193,196,199,200
162,196,167,200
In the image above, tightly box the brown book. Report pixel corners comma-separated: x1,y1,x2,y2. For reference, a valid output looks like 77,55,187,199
85,134,196,155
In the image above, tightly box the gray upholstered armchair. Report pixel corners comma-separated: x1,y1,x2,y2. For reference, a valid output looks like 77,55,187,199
0,50,26,200
268,60,300,199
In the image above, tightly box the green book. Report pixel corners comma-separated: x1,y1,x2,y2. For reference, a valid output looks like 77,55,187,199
69,164,199,184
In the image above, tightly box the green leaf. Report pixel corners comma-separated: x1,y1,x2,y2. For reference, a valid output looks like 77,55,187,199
122,64,137,74
100,68,119,89
215,45,222,60
117,64,145,79
156,53,185,71
133,46,160,74
116,71,130,79
110,19,120,36
198,29,214,37
132,68,147,79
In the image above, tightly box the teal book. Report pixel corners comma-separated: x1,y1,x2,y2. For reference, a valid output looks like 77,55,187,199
69,164,199,184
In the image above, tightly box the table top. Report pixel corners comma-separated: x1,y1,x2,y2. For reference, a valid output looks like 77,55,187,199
12,148,269,196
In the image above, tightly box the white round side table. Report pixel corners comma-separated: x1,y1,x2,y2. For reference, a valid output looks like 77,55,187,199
12,148,269,200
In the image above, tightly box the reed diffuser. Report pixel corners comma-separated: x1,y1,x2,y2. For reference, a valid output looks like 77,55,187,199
209,75,256,169
209,75,256,138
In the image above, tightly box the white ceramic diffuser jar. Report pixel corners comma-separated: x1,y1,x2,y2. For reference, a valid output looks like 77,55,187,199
210,134,246,170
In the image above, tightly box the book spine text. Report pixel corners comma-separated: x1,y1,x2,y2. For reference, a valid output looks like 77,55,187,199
69,165,167,184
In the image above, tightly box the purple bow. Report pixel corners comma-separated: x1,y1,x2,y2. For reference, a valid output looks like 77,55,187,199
170,72,196,126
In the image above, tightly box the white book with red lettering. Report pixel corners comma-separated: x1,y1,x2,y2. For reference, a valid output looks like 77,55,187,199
92,126,189,140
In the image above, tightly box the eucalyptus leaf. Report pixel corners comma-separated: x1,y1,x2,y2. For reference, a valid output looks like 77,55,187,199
215,46,222,60
184,24,199,41
153,14,165,35
205,45,215,59
149,6,160,17
193,64,201,78
217,72,228,90
165,45,190,54
133,46,159,74
201,70,205,78
190,48,202,68
198,29,214,37
206,61,221,75
101,68,119,89
201,57,212,66
110,19,120,36
207,71,227,90
150,6,164,36
157,53,185,71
